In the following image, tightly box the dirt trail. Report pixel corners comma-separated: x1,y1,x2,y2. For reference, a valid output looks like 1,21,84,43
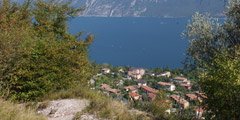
37,99,99,120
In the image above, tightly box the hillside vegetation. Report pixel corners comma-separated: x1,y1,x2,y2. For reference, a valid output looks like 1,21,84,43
0,0,94,101
0,99,46,120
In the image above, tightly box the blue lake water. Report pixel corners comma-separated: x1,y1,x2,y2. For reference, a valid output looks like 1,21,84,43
69,17,189,68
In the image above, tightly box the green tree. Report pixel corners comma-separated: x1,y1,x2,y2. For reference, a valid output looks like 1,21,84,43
184,0,240,119
200,53,240,119
0,0,94,101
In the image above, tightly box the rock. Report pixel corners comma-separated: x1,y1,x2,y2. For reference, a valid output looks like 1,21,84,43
80,114,102,120
38,99,90,120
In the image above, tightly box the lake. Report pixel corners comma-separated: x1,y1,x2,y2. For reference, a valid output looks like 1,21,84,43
69,17,189,68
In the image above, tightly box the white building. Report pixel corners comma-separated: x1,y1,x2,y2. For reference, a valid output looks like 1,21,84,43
157,71,171,78
102,68,111,74
128,68,145,79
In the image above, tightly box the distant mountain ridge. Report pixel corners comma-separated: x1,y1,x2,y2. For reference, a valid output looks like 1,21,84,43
15,0,227,18
77,0,226,17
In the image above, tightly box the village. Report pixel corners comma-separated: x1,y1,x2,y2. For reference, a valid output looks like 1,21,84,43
89,66,208,119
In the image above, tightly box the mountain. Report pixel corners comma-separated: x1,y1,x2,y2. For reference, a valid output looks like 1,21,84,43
14,0,227,18
77,0,226,17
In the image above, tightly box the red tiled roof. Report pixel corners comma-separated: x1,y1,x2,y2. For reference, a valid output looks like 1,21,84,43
170,95,189,105
148,93,156,100
196,92,208,99
124,86,138,91
174,77,187,81
141,86,158,94
108,89,120,94
170,94,180,101
101,84,119,94
186,93,198,100
158,82,174,86
195,107,204,113
129,92,140,97
101,84,110,89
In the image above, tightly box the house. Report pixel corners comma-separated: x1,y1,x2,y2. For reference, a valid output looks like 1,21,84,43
157,82,176,91
118,68,125,73
172,76,188,83
180,83,192,90
96,73,103,77
128,68,145,79
195,107,204,119
165,108,177,114
89,79,95,85
124,85,138,93
108,89,120,94
185,93,198,101
157,71,171,78
101,84,111,90
170,95,189,109
100,84,120,95
137,79,147,87
146,71,155,77
195,92,208,100
129,92,141,101
141,86,158,94
150,73,155,77
182,80,191,85
116,80,124,86
165,109,171,114
102,68,111,74
147,92,156,101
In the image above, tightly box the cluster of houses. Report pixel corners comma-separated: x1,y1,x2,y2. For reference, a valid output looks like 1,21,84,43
101,83,120,95
96,67,207,119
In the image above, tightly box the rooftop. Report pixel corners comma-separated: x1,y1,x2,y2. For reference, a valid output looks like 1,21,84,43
141,86,158,94
148,93,156,100
124,85,138,91
170,94,189,105
158,82,174,86
129,92,140,97
173,77,187,81
186,93,198,100
195,92,208,99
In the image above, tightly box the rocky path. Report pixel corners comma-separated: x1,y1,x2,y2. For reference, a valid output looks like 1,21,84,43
37,99,100,120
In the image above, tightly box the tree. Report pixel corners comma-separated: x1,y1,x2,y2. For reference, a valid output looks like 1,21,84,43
200,53,240,119
0,0,95,101
184,0,240,119
149,91,174,120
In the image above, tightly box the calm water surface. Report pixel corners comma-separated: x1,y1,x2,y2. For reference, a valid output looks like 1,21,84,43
69,17,189,68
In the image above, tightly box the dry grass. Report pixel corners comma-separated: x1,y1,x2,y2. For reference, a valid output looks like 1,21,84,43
0,99,46,120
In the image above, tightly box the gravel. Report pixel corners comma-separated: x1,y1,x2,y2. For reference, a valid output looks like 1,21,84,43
80,114,103,120
37,99,90,120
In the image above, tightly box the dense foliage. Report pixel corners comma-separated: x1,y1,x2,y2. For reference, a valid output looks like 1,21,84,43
184,0,240,119
0,0,94,101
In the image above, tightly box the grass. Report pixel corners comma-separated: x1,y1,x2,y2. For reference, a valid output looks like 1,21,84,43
0,99,46,120
41,86,152,120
